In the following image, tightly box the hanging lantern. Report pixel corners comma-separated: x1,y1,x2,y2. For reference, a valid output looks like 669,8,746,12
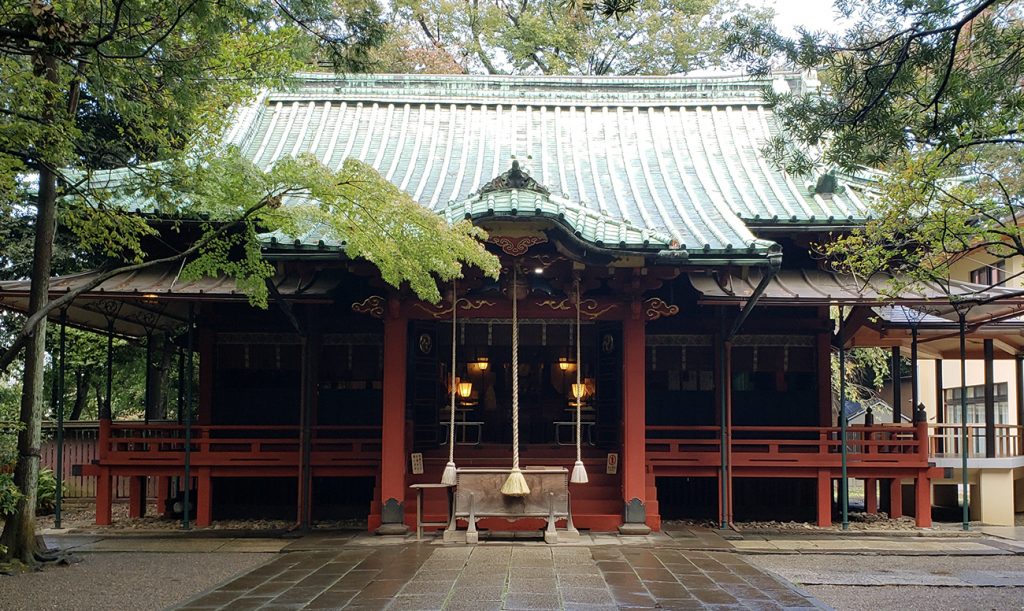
571,383,587,400
475,355,489,371
457,381,473,399
558,356,574,371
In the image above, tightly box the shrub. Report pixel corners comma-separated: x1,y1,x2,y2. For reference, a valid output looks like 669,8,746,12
0,468,62,517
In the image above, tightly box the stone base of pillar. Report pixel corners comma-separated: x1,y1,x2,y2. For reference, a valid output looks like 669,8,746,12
618,523,651,535
376,498,409,535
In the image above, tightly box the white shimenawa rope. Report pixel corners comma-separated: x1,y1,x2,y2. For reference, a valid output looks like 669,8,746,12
571,278,588,484
440,283,458,485
501,265,530,496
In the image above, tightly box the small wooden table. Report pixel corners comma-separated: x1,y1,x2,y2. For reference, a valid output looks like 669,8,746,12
409,483,453,540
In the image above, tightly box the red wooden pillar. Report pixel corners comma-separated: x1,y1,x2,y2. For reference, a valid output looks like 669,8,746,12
865,478,878,514
817,323,833,427
128,476,146,518
155,476,170,517
95,418,112,525
196,467,212,527
889,478,903,518
198,330,214,425
377,299,409,534
817,469,832,527
95,468,113,526
619,309,650,534
915,472,932,527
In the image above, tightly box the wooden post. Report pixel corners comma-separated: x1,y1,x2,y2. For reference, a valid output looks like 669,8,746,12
889,478,903,519
817,331,832,427
377,299,409,534
816,469,831,527
1017,356,1023,456
128,476,146,519
619,309,650,534
915,471,932,528
984,339,995,458
95,467,112,526
297,319,319,529
198,329,215,426
865,478,878,514
891,346,902,422
935,360,944,453
196,467,212,527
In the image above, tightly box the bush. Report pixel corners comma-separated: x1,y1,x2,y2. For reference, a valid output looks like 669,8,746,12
0,468,62,517
0,472,22,517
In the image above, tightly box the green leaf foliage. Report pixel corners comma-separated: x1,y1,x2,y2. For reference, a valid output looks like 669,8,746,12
725,1,1024,290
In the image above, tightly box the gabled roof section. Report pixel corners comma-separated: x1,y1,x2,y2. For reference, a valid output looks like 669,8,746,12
226,72,869,253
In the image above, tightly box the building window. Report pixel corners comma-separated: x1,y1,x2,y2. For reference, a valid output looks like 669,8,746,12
944,382,1009,455
969,260,1005,286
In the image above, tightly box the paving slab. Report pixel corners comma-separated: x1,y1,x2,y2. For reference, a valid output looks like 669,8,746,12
165,540,824,610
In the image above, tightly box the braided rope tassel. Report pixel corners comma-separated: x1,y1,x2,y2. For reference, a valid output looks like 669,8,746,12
502,265,530,497
570,278,588,484
440,282,458,485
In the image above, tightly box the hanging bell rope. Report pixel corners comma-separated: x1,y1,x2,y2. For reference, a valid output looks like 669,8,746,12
441,282,459,485
571,278,589,484
501,265,530,497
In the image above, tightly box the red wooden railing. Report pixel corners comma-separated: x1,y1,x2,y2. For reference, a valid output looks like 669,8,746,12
646,423,929,468
928,424,1024,458
99,422,382,467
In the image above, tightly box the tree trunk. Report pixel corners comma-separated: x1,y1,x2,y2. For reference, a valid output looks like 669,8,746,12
0,51,60,565
69,370,88,421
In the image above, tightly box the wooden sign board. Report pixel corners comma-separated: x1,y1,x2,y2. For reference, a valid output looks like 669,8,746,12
410,453,424,475
606,453,618,475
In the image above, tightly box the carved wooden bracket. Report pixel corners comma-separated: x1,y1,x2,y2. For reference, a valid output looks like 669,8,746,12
537,298,620,320
412,299,497,319
644,298,680,321
488,235,547,256
351,295,385,319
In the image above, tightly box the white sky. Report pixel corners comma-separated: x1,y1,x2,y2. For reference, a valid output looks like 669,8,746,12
769,0,845,35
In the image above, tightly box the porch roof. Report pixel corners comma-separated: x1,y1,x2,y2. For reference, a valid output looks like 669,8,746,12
688,268,1024,320
85,72,874,258
0,264,343,337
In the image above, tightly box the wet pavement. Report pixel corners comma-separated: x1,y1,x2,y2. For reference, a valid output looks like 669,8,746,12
172,543,823,610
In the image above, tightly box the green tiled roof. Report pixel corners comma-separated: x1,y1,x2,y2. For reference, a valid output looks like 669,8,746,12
73,72,879,259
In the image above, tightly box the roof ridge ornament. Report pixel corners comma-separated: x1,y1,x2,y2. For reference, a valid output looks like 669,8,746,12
479,160,550,197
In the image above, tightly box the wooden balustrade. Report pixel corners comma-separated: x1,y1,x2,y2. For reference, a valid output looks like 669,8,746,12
100,422,382,467
927,423,1024,459
646,423,929,469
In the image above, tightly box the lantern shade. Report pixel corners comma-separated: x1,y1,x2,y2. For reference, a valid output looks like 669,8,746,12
475,356,489,371
558,356,574,371
571,383,586,400
457,381,473,399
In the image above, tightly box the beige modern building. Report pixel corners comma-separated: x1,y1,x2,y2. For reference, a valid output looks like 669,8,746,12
915,252,1024,526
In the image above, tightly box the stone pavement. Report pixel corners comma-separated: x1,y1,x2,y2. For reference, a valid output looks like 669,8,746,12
172,543,824,610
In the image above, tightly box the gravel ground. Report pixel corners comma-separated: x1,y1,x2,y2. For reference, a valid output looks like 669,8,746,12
751,553,1024,611
0,552,275,611
805,584,1024,610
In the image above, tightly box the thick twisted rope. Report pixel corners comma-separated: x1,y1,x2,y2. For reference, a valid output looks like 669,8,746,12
511,267,520,471
576,280,582,462
440,282,458,485
570,278,588,484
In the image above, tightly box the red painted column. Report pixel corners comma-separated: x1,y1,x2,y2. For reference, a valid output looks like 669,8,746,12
128,476,146,518
889,478,904,518
619,309,650,534
196,467,212,527
915,472,932,527
865,478,878,514
95,468,112,525
198,330,214,426
817,469,832,527
96,418,112,525
377,299,409,534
